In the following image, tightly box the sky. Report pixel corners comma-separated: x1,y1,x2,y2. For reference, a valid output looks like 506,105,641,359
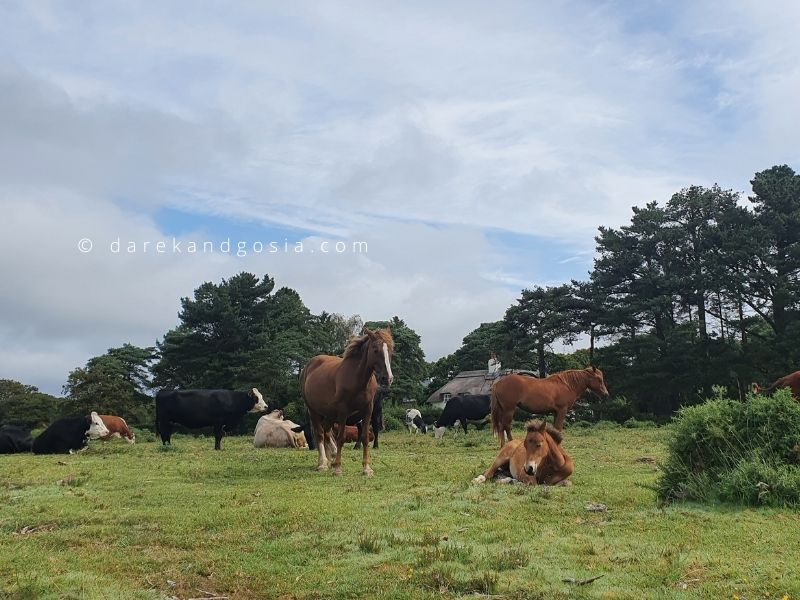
1,1,799,395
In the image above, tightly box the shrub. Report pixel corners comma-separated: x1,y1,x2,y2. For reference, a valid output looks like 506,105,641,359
657,390,800,507
623,418,657,429
383,415,404,431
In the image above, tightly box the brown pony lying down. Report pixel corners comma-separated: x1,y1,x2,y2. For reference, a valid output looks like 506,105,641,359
473,420,574,486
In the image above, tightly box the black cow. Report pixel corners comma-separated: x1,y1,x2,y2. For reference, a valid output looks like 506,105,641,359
155,388,268,450
434,394,492,437
32,412,110,454
0,425,34,454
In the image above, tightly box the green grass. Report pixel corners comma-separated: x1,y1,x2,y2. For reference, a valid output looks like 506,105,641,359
1,428,798,599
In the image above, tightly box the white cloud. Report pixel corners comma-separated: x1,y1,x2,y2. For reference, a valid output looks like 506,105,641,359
0,1,798,393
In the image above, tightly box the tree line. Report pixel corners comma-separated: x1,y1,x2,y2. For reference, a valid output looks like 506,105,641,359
2,164,797,428
429,164,800,418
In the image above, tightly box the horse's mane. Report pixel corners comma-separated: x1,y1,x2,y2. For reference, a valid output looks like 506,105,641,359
551,369,591,393
343,328,394,359
525,419,564,444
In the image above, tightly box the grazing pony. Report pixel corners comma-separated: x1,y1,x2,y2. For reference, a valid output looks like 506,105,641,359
300,328,394,475
752,370,800,400
473,420,573,486
491,367,609,447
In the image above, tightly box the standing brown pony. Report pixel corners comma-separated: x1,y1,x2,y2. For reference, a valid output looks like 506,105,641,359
301,328,394,476
491,367,609,447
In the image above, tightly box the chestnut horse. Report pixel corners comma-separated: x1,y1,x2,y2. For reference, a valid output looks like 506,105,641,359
473,420,573,486
491,367,609,447
752,370,800,400
300,328,394,476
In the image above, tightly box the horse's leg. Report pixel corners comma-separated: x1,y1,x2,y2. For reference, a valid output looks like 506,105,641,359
554,408,567,431
361,403,374,476
213,423,225,450
329,417,347,475
473,445,515,483
312,415,329,471
503,414,513,447
353,421,363,450
544,453,574,486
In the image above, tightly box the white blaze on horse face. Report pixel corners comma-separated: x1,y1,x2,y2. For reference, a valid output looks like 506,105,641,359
88,412,110,439
382,343,394,385
250,388,268,412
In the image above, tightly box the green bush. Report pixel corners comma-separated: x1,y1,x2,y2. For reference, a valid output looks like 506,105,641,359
383,415,404,431
623,418,657,429
657,390,800,507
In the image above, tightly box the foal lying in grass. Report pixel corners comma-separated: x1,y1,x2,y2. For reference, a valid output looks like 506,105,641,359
473,420,574,486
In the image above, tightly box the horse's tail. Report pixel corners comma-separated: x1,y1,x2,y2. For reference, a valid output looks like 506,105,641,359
490,384,503,440
298,362,309,403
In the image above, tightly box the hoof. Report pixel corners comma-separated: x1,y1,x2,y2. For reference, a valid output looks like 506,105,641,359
317,464,329,472
363,467,374,477
472,474,486,484
333,466,343,476
497,476,514,484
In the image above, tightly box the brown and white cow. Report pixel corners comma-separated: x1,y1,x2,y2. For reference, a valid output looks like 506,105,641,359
333,423,374,444
99,415,135,443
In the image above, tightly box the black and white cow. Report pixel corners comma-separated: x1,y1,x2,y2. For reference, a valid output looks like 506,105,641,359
434,394,492,439
31,413,110,454
155,388,268,450
0,425,34,454
405,408,428,434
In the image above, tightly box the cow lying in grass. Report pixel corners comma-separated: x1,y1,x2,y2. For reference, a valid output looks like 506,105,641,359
254,410,308,448
472,420,573,486
32,412,110,454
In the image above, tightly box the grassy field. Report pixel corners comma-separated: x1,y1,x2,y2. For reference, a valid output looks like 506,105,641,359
1,425,798,599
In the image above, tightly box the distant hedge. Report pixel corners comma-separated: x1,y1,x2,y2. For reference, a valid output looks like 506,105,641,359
657,389,800,507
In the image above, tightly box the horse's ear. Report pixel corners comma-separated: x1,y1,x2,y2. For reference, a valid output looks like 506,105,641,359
590,365,598,373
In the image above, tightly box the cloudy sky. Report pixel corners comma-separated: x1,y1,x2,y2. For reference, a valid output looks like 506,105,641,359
1,1,798,395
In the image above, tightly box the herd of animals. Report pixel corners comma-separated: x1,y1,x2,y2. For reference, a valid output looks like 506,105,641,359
2,327,800,486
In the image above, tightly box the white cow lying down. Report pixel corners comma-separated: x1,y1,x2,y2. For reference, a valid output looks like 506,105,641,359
254,410,308,448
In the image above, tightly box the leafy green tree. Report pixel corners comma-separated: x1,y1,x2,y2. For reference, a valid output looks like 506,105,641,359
63,344,155,426
0,379,60,428
451,321,514,371
312,312,363,356
505,285,580,376
153,273,276,389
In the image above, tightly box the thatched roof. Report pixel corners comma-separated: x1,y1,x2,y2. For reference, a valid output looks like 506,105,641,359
426,369,539,404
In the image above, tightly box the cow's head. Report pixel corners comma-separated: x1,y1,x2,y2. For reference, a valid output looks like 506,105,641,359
87,412,110,439
522,420,565,478
291,422,315,449
249,388,268,412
